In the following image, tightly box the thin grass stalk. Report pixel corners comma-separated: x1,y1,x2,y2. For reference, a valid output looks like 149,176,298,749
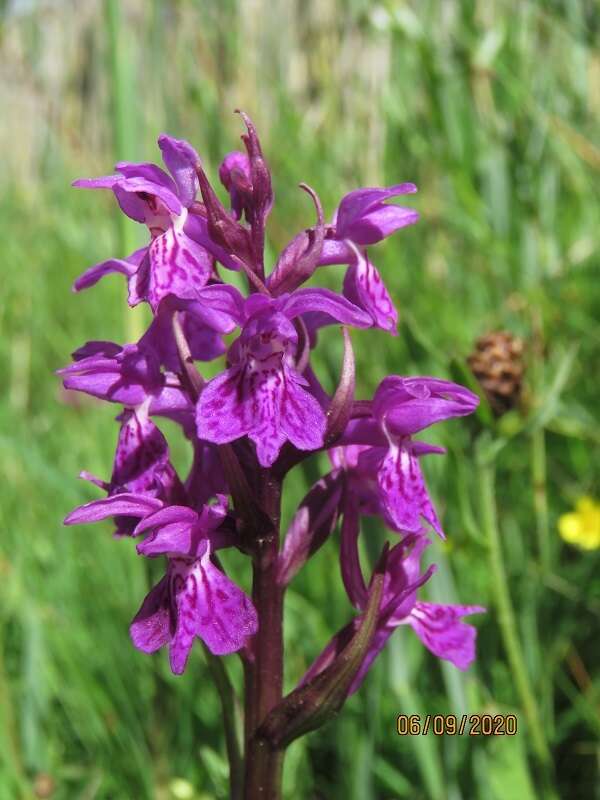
479,458,551,771
204,647,244,800
0,643,34,799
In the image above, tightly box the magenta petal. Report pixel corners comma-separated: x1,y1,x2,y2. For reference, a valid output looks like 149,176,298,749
279,367,326,455
317,238,353,266
73,248,146,293
194,553,258,655
137,521,199,558
115,175,182,216
184,441,227,507
168,561,198,674
134,505,198,536
382,538,436,622
64,494,163,525
143,227,212,311
60,342,158,405
168,554,257,673
346,206,419,245
196,367,248,446
335,183,417,237
199,360,295,468
378,441,444,537
115,161,176,191
192,284,246,326
145,227,213,311
336,418,386,448
111,184,149,223
59,342,164,407
218,150,252,219
158,134,200,207
374,376,480,437
179,295,238,334
280,288,372,328
384,536,431,606
408,602,485,670
71,341,123,361
62,373,148,405
249,373,288,467
130,576,171,653
72,175,120,190
111,410,170,495
342,249,398,334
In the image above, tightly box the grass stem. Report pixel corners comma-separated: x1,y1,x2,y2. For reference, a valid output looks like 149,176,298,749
479,458,551,769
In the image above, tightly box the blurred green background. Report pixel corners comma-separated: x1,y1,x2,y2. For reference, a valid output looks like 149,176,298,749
1,0,599,798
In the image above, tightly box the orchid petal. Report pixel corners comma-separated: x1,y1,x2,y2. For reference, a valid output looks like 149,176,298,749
408,602,486,670
335,183,417,237
280,288,372,328
158,134,200,207
194,551,258,656
72,249,146,293
130,576,171,653
143,227,213,311
64,494,163,525
344,205,419,245
378,440,444,537
373,376,480,436
343,246,398,334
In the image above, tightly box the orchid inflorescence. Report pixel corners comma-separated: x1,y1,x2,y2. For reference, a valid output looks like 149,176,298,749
60,111,483,787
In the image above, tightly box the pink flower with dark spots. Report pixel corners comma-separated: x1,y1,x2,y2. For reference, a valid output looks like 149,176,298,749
72,135,214,310
301,529,484,694
196,289,371,467
130,500,257,670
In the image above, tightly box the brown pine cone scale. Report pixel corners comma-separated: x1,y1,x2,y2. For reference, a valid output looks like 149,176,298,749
468,331,525,416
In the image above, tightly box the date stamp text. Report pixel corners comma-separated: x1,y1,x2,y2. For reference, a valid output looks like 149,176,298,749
396,714,517,736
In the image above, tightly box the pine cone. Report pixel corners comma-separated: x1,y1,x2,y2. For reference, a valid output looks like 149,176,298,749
468,331,525,416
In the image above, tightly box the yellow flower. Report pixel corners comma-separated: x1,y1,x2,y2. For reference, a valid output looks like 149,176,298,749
558,497,600,550
169,778,195,800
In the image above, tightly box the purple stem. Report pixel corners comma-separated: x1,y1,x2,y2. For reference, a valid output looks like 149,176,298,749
243,470,284,799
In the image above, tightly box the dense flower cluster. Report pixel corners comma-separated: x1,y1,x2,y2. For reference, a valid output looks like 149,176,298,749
61,113,483,684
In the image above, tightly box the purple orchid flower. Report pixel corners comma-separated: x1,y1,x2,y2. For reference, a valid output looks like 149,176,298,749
58,285,245,435
130,499,257,671
65,405,184,536
372,376,479,536
197,289,371,467
337,377,479,537
301,517,484,694
72,134,220,310
57,339,196,432
331,436,447,536
58,340,165,406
